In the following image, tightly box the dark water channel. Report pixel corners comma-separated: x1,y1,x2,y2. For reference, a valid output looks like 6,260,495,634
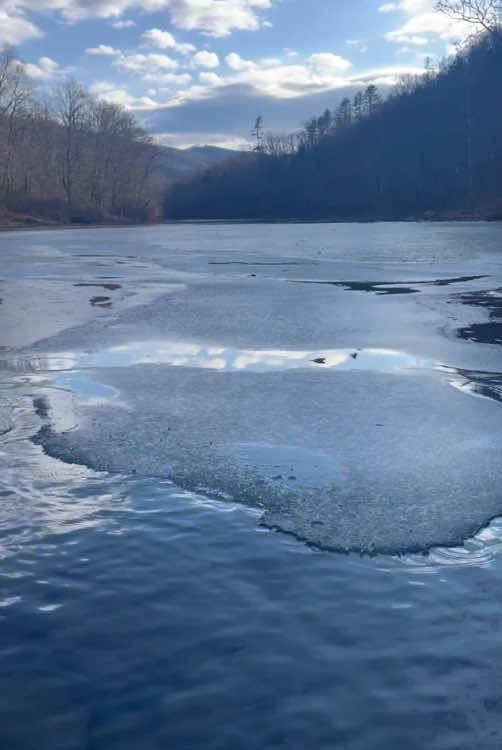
1,222,502,749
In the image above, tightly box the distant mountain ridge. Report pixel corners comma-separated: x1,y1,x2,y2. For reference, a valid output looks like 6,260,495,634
157,145,240,182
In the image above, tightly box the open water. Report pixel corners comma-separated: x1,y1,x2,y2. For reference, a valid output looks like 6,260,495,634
1,221,502,749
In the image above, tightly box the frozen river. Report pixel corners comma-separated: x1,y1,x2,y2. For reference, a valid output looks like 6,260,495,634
1,221,502,748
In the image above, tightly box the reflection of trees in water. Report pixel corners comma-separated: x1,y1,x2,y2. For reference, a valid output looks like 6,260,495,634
0,356,76,373
440,365,502,403
455,288,502,345
458,322,502,345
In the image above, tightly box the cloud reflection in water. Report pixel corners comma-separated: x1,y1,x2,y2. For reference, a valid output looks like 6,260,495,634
70,341,430,374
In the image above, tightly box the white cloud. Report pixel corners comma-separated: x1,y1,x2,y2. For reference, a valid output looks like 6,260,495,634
22,56,61,80
167,51,428,107
382,0,433,12
349,63,424,85
0,10,42,45
385,11,470,42
167,84,215,106
114,52,179,74
166,51,426,107
382,0,473,45
260,57,281,65
163,0,273,36
86,46,427,125
3,0,274,37
150,72,192,84
85,44,122,56
90,80,161,109
225,52,256,71
140,28,195,55
198,71,223,85
307,53,352,75
112,19,135,28
191,50,219,68
388,33,429,44
346,39,368,52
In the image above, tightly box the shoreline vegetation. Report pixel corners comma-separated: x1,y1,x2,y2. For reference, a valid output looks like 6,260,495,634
0,42,236,230
0,52,162,226
0,209,152,230
1,210,500,233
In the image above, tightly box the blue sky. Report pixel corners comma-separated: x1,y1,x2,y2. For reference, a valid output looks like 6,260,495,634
2,0,470,148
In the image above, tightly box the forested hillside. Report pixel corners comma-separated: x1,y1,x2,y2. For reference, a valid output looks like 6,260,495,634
0,49,164,225
0,48,236,227
165,32,502,221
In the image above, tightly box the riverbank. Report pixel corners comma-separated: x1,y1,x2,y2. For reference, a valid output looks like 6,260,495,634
4,197,502,232
164,199,502,224
0,210,163,232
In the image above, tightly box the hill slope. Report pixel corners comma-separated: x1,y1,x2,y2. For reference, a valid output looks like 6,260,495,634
165,34,502,222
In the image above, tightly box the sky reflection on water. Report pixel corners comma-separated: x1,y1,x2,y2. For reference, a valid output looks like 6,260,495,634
28,341,431,374
3,341,502,406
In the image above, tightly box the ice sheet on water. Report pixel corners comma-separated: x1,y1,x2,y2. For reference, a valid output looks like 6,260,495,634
36,364,502,554
21,250,502,377
5,221,502,554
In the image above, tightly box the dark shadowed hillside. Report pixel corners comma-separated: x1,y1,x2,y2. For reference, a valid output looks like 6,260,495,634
165,33,502,222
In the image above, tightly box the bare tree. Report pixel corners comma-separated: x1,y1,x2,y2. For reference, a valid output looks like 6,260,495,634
301,116,319,149
264,133,296,156
0,50,167,224
436,0,502,37
363,85,382,116
53,78,91,217
251,116,265,153
0,47,32,117
334,97,352,129
0,46,33,201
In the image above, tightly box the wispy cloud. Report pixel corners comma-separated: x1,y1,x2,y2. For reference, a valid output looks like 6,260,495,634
2,0,275,37
0,9,42,45
21,56,66,80
191,51,220,68
114,53,179,74
111,19,135,29
90,81,162,109
163,52,422,106
86,44,122,56
140,28,195,55
380,0,473,46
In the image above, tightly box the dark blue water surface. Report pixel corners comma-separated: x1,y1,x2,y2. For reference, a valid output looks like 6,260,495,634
3,430,502,749
2,222,502,749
